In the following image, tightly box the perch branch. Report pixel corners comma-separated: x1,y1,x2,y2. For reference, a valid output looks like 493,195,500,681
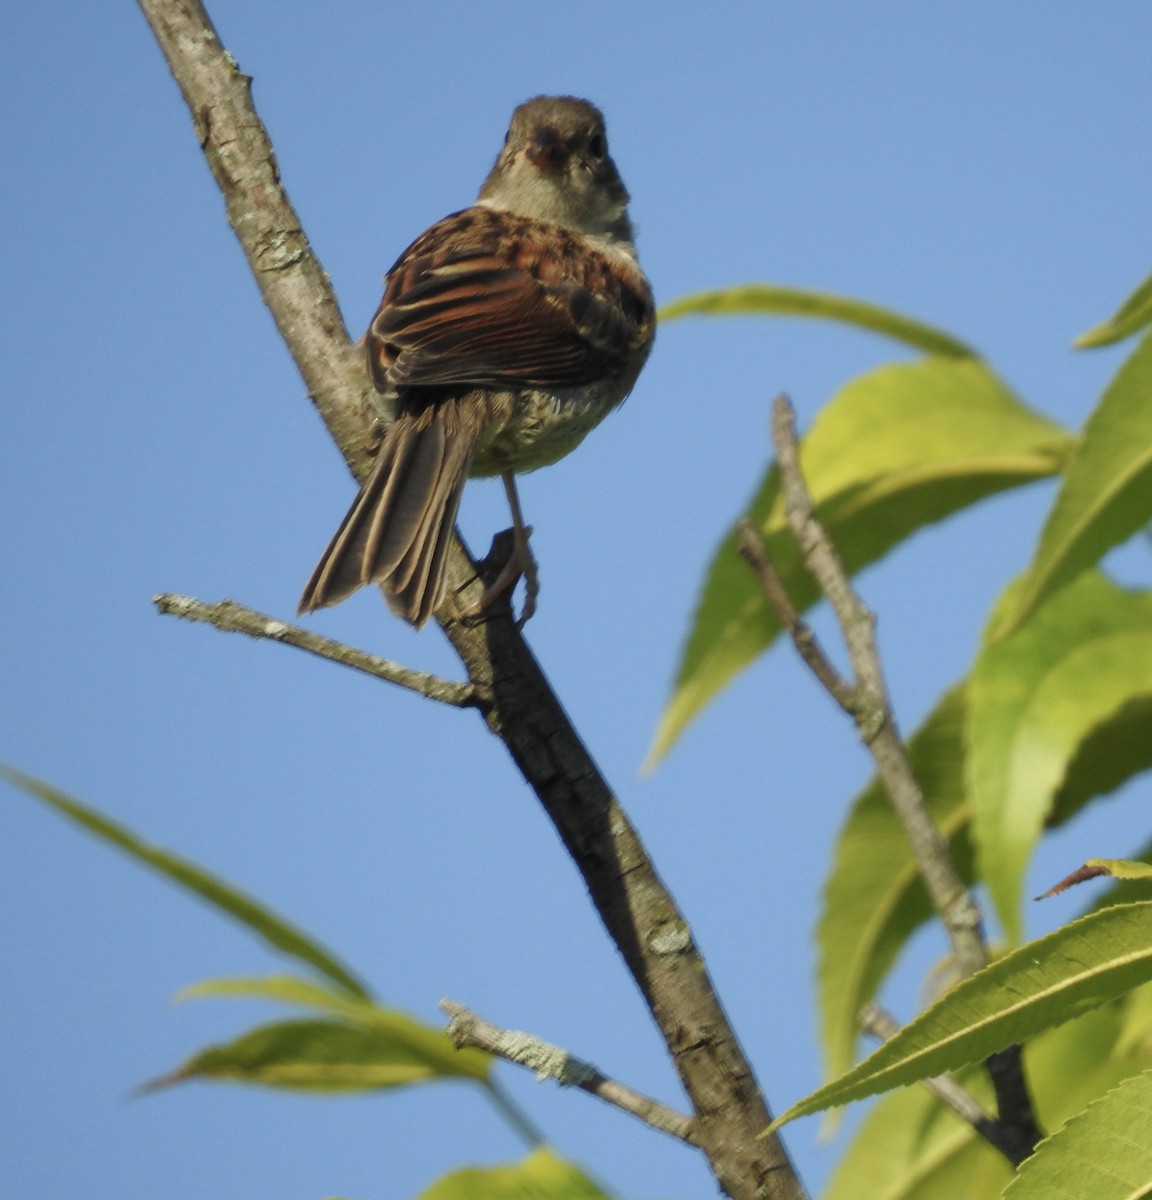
441,999,698,1145
153,594,488,708
137,3,804,1195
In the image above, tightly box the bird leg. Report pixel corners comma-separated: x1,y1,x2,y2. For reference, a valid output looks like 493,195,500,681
476,470,538,625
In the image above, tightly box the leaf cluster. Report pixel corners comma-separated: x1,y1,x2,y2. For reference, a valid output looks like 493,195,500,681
651,274,1152,1196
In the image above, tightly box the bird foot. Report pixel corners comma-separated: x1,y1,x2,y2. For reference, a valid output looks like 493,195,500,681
466,524,538,626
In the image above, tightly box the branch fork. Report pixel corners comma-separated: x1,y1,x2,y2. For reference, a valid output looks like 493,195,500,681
739,393,1041,1164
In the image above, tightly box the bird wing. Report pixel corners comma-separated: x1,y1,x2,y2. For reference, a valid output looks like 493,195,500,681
366,208,652,395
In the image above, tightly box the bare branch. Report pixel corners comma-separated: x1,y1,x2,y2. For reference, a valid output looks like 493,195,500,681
136,0,378,477
441,999,698,1145
153,594,489,708
137,4,806,1195
859,1003,1019,1159
736,520,855,711
767,394,984,974
759,393,1041,1163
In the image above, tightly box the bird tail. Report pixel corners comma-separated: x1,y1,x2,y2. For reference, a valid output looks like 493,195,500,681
298,405,479,627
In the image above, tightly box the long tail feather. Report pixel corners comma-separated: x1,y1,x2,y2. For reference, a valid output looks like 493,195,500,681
298,405,480,626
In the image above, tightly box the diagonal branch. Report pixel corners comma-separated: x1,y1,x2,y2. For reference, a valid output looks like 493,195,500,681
766,397,985,971
858,1003,1015,1160
741,393,1041,1165
133,0,377,477
136,3,806,1196
736,522,854,711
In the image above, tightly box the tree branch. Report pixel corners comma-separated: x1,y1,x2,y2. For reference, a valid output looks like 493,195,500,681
137,3,806,1195
735,522,855,711
135,0,377,476
441,999,698,1145
744,393,1040,1164
152,594,489,708
859,1003,1016,1160
766,395,984,976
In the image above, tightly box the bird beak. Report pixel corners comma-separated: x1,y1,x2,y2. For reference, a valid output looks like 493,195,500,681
525,126,569,170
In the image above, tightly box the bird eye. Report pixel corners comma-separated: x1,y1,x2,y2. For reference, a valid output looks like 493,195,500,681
588,132,606,158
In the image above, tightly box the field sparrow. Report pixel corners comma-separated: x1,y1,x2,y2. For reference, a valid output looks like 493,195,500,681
299,95,654,626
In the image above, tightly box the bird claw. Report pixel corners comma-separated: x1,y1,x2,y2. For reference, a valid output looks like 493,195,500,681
465,524,537,626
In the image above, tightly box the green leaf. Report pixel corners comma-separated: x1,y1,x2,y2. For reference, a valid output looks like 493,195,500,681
821,1001,1136,1200
144,1013,488,1093
415,1148,609,1199
1003,1070,1152,1198
1115,980,1152,1059
1051,698,1152,827
773,901,1152,1130
658,284,977,357
818,685,974,1085
0,762,371,1000
1074,268,1152,348
1088,859,1152,883
174,974,489,1077
177,974,390,1020
996,331,1152,636
647,357,1070,766
820,1065,1008,1200
1039,859,1152,900
969,572,1152,944
818,680,1152,1093
1076,841,1152,928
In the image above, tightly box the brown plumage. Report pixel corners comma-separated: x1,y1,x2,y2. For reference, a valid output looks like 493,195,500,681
299,97,654,626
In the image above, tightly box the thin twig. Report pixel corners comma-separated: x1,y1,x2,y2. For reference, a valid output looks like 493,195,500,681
768,394,985,973
756,393,1041,1164
441,999,698,1145
152,594,489,709
859,1003,1017,1160
735,521,855,711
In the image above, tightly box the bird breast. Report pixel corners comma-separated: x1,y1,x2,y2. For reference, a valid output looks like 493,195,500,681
469,377,628,477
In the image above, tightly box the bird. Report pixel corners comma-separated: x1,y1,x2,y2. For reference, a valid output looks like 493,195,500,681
298,95,655,627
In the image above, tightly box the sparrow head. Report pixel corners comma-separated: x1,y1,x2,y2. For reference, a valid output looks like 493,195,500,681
478,96,634,243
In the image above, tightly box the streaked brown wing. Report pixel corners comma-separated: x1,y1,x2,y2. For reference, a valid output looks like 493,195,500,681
366,208,651,395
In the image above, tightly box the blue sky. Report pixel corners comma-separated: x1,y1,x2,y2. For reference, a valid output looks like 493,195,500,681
4,4,1150,1198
